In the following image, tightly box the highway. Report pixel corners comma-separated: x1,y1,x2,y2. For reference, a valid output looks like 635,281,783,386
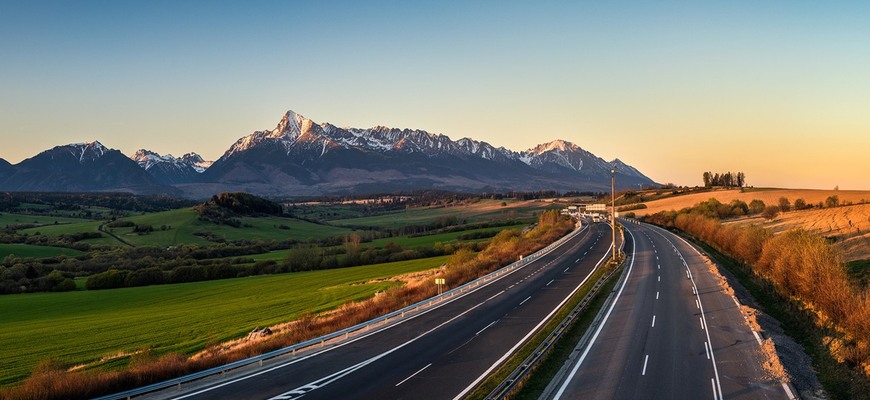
145,221,614,400
545,220,794,400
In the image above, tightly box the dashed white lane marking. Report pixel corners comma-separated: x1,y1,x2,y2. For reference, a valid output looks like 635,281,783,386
519,296,531,306
696,299,701,309
641,354,649,375
700,317,705,330
651,315,656,327
564,267,570,273
658,275,661,282
656,291,659,300
546,279,554,286
752,330,763,345
396,363,431,387
704,341,711,360
476,320,498,336
782,382,796,399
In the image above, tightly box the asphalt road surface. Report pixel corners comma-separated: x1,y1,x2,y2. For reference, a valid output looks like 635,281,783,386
545,220,794,400
148,221,614,400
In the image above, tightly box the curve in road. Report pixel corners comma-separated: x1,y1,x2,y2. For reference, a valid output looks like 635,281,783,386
545,220,793,400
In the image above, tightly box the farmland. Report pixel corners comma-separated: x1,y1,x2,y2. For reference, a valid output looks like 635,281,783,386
727,203,870,262
630,188,870,217
0,255,449,386
631,188,870,262
329,198,557,229
0,244,83,259
18,208,351,248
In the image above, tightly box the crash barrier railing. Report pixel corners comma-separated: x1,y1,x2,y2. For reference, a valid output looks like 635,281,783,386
484,225,626,400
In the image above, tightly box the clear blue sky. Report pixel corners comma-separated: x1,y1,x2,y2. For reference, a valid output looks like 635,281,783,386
2,1,868,189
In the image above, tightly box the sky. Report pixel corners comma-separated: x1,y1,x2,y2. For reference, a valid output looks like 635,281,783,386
1,1,868,190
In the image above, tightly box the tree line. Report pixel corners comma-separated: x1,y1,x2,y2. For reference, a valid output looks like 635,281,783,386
702,171,745,188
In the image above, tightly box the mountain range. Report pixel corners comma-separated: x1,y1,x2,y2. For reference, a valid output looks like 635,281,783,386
0,110,657,198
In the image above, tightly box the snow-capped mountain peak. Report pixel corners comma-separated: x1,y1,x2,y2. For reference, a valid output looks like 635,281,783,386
270,110,307,140
63,141,109,163
526,139,580,154
131,149,212,184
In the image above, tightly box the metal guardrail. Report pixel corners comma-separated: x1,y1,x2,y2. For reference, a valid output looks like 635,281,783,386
485,226,626,400
96,223,586,400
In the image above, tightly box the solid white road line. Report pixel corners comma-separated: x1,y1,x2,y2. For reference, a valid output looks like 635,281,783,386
395,363,431,387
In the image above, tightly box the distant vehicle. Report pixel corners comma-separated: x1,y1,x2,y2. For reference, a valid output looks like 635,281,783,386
592,215,600,223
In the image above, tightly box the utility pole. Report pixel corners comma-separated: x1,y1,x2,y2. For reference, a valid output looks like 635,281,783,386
611,167,617,262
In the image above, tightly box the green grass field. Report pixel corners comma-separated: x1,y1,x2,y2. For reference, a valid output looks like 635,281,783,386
0,244,83,259
0,255,448,386
0,213,88,228
17,220,118,247
17,208,353,249
329,199,549,229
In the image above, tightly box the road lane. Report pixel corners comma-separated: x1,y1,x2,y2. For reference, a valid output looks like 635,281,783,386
147,221,614,400
546,220,789,400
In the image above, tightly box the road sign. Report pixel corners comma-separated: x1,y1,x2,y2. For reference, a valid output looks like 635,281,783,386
435,278,445,285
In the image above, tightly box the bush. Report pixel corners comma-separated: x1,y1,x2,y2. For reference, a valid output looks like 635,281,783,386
761,205,780,221
86,269,128,290
748,199,766,215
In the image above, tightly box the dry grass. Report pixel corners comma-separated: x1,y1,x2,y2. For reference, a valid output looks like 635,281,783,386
633,188,870,217
728,203,870,262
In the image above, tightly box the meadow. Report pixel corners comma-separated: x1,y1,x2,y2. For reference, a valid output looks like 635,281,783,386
0,244,83,259
0,255,449,386
0,213,88,228
329,199,554,228
19,208,351,248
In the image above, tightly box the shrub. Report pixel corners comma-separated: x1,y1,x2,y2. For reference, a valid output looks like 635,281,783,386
748,199,766,215
761,205,780,221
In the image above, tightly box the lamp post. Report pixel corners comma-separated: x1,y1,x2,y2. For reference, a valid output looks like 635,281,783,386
611,168,616,262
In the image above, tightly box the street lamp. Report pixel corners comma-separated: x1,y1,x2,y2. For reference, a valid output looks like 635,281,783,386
611,168,616,262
